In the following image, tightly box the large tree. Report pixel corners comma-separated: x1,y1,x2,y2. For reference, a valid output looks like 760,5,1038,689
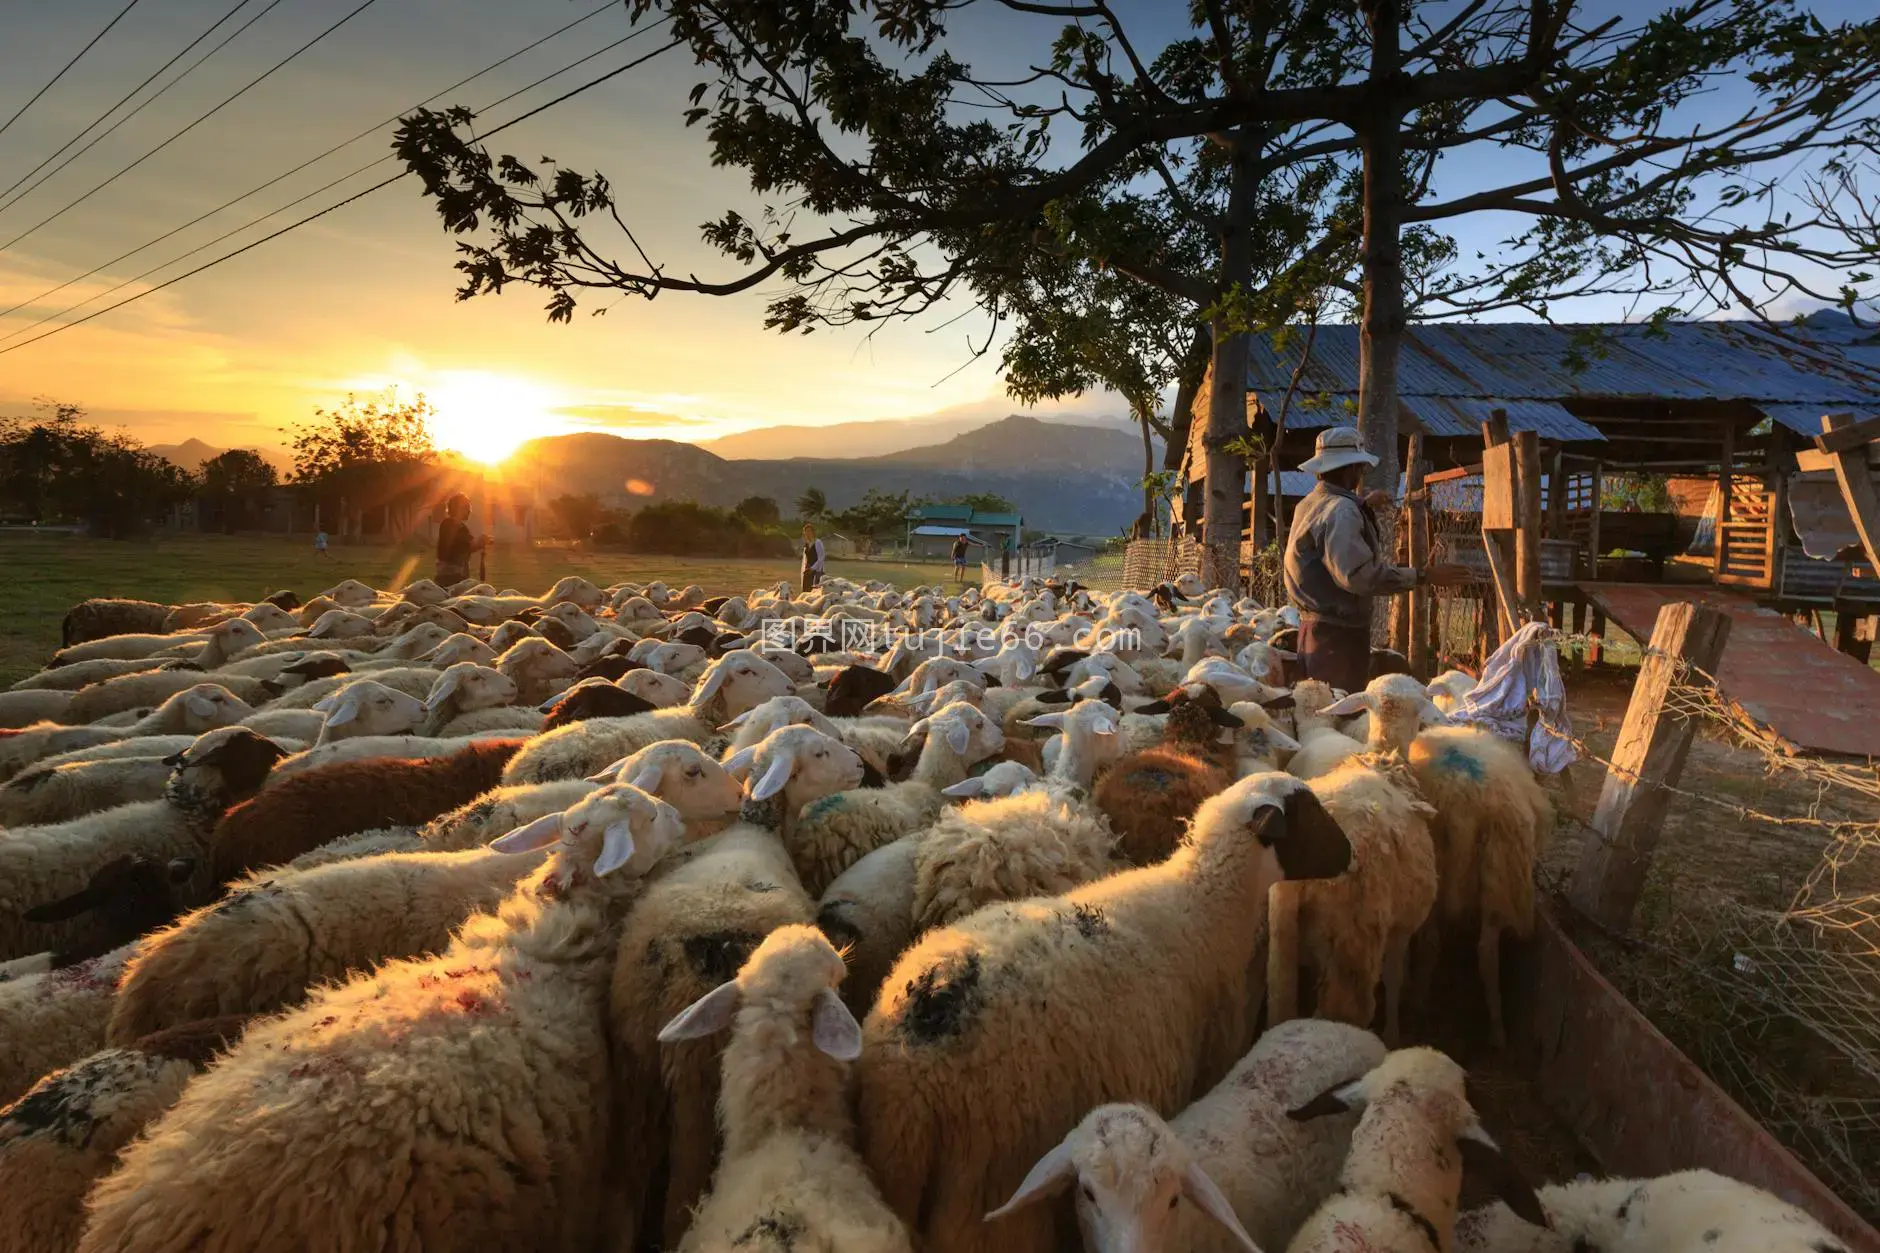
288,390,439,537
0,401,195,537
199,449,279,534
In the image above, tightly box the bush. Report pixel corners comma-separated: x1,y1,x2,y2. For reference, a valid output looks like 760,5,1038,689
622,500,793,558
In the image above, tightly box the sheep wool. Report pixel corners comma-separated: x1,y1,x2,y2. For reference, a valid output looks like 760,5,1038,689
108,844,548,1044
0,756,174,827
77,784,687,1253
816,839,920,1018
859,772,1355,1253
0,947,136,1108
989,1019,1385,1253
1454,1169,1851,1253
661,925,910,1253
60,598,173,648
911,789,1117,931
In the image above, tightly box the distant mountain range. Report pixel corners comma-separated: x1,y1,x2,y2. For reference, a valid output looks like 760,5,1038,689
700,407,1141,460
514,415,1161,534
146,438,293,475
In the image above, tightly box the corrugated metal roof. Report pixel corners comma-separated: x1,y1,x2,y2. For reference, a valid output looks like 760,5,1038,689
910,504,973,521
1247,320,1880,439
910,525,973,537
1240,469,1320,496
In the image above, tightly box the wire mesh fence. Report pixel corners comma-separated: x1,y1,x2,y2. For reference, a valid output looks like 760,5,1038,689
1531,657,1880,1221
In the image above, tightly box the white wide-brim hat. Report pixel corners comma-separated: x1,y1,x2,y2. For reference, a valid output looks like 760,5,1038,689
1298,426,1380,474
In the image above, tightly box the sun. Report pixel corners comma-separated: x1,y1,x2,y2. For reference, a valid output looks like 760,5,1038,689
427,372,561,465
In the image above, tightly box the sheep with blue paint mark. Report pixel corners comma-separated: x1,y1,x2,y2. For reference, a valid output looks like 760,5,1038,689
1319,673,1553,1046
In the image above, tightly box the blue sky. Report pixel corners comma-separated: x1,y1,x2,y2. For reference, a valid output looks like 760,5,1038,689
0,0,1866,459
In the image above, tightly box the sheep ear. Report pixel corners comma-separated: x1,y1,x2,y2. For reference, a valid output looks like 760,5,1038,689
1269,728,1303,753
1090,714,1119,737
718,708,755,730
1033,689,1074,706
593,821,638,878
1135,699,1171,714
1022,711,1066,730
941,777,987,798
1286,1076,1367,1121
721,746,757,777
1014,655,1036,680
690,661,730,711
1181,1160,1267,1253
186,694,217,718
985,1136,1077,1221
627,764,663,793
748,754,795,801
1419,699,1450,726
659,979,744,1043
427,668,464,710
943,718,972,755
1317,692,1372,719
23,881,109,923
1260,692,1295,711
1457,1125,1548,1228
1271,787,1353,881
324,698,360,728
811,987,863,1060
1208,706,1245,728
489,812,563,854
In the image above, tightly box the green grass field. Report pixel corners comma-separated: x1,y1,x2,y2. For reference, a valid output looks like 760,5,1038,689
0,531,936,687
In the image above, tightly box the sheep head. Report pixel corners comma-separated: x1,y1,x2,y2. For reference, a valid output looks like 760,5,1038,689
585,739,741,827
490,782,684,889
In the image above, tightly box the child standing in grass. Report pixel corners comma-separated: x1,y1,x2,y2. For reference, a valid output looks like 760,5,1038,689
314,529,329,559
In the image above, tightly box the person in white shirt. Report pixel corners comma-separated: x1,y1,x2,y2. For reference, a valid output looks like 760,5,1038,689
801,524,826,592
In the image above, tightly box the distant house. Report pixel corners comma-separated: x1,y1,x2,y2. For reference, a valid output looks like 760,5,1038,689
1030,534,1101,565
905,504,1024,558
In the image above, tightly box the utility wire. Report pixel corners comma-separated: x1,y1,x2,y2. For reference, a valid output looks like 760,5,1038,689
0,0,387,254
0,0,148,144
0,0,259,210
0,0,288,220
0,2,630,324
0,36,684,358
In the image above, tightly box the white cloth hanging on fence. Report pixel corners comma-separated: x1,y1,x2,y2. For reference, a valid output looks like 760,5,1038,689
1451,621,1578,775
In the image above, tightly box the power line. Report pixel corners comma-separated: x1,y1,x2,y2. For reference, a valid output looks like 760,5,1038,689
0,36,684,358
0,0,387,254
0,2,629,325
0,0,148,144
0,0,259,210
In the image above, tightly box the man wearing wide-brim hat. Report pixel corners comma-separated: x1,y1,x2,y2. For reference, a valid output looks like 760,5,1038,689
1283,427,1470,693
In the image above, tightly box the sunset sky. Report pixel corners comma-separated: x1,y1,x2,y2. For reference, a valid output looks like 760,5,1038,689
0,0,1862,464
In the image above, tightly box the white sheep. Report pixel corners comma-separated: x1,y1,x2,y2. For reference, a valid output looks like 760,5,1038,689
7,657,167,693
605,787,823,1250
310,679,427,745
1267,753,1438,1045
0,689,77,730
859,771,1357,1253
502,650,795,784
989,1019,1386,1253
912,787,1117,932
265,730,519,781
1320,674,1554,1046
1284,679,1365,781
1427,668,1479,715
1286,1047,1546,1253
773,701,1004,895
1223,700,1303,775
494,636,581,706
658,925,911,1253
0,755,175,827
815,839,921,1018
0,946,138,1108
77,784,686,1253
420,662,519,735
417,781,601,851
1454,1169,1851,1253
620,667,692,707
1024,698,1127,787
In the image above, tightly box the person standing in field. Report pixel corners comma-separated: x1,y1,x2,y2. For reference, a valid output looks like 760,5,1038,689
951,532,970,583
801,524,825,593
313,529,329,559
1284,427,1469,693
436,493,489,587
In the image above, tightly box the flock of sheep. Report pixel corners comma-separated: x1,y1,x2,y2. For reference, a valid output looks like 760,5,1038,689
0,570,1852,1253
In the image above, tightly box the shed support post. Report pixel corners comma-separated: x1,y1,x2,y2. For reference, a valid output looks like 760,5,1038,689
1567,602,1733,933
1515,429,1544,615
1715,420,1735,578
1480,411,1518,645
1406,434,1430,678
1588,463,1603,578
1545,445,1568,540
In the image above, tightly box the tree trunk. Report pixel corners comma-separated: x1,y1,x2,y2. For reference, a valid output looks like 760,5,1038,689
1138,402,1156,536
1356,0,1405,494
1165,323,1213,472
1201,130,1259,590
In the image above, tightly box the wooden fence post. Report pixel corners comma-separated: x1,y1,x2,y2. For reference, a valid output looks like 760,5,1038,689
1480,412,1518,646
1567,602,1733,932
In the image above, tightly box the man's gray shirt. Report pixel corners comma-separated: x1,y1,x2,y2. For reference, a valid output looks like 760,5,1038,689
1283,482,1417,629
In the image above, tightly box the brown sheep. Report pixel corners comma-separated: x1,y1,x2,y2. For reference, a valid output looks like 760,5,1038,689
1092,694,1239,866
207,738,525,882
